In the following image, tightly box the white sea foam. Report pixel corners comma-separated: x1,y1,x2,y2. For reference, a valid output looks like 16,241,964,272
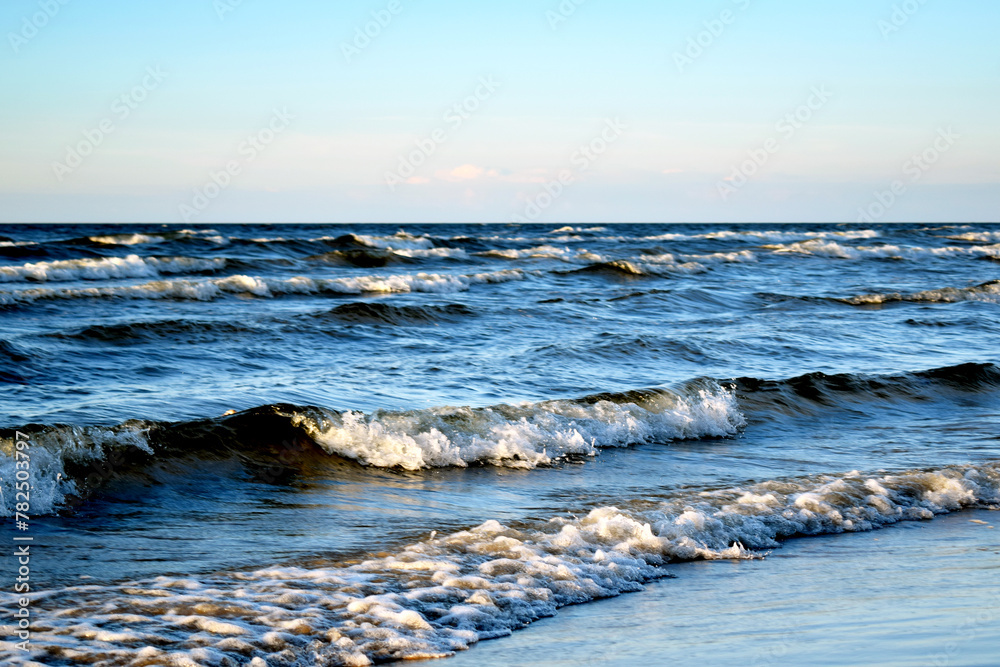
643,250,757,266
946,231,1000,243
86,230,228,246
549,226,607,234
0,255,225,283
390,247,468,260
476,245,604,263
0,270,530,306
763,240,1000,260
350,232,435,250
640,229,881,243
296,385,744,470
88,233,161,246
2,462,996,665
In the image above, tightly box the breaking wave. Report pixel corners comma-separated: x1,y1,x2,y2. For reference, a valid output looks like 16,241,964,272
762,240,1000,260
4,363,997,517
0,383,743,516
840,279,1000,305
0,270,530,307
0,255,226,283
1,461,996,665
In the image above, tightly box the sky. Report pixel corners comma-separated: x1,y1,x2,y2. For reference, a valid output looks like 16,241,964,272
1,0,998,223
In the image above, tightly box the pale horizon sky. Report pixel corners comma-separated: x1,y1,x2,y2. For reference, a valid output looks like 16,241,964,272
1,0,998,223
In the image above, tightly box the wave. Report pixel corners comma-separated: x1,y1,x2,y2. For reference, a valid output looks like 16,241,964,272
946,231,1000,243
730,362,1000,416
310,247,466,268
566,253,751,277
308,248,411,268
840,279,1000,305
0,254,226,283
5,362,997,517
79,229,229,247
352,231,436,250
641,250,757,266
0,269,530,307
0,340,31,383
2,461,997,665
0,340,29,364
549,225,608,234
758,280,1000,307
321,302,476,326
296,384,741,471
47,319,259,344
476,245,604,263
1,383,744,516
87,233,161,246
244,231,438,252
639,229,881,243
762,240,1000,260
568,260,651,276
565,259,709,277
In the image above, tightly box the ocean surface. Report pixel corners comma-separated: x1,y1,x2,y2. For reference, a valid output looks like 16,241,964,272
0,223,998,666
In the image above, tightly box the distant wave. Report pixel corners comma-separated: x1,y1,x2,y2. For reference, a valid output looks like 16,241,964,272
762,239,1000,260
564,259,714,277
840,279,1000,305
569,260,653,276
0,269,531,307
74,229,229,247
47,319,260,344
0,254,226,283
321,302,476,326
476,245,605,262
3,460,997,665
630,229,881,244
758,279,1000,307
2,230,446,257
309,247,466,268
946,231,1000,243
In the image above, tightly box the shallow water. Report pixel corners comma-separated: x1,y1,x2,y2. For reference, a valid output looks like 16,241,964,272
0,223,998,665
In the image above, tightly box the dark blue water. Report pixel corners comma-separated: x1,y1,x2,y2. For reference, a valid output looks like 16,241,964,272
0,224,998,665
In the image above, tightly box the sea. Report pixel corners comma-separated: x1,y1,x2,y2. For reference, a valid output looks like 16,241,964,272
0,223,998,666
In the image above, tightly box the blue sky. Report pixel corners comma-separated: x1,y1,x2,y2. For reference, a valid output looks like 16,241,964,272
1,0,998,222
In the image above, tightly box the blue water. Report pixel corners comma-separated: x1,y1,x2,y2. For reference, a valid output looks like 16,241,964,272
0,223,998,665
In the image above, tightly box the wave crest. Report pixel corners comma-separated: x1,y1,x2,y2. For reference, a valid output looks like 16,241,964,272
0,255,225,283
